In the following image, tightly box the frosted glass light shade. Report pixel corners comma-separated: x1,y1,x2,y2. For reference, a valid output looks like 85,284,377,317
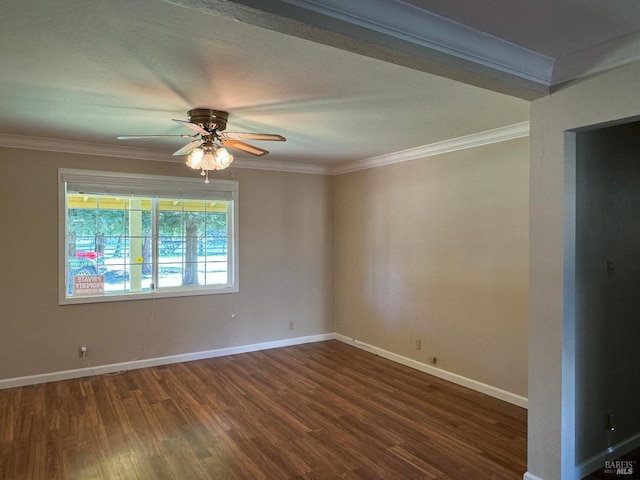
186,148,204,169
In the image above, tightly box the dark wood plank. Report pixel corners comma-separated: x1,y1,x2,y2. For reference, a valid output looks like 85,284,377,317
0,340,527,479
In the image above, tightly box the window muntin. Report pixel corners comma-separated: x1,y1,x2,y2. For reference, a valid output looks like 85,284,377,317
59,169,238,304
157,198,230,288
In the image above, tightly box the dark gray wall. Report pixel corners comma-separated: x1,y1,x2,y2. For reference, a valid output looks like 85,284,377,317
575,121,640,463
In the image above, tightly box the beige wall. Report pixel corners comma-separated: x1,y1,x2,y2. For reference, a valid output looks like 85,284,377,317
0,147,334,380
334,137,530,397
1,135,530,405
528,60,640,480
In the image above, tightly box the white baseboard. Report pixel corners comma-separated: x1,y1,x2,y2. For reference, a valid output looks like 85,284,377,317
0,333,334,390
577,432,640,478
0,332,529,411
523,472,544,480
334,334,528,408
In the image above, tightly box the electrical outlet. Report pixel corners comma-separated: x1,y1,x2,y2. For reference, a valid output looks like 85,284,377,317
79,345,88,357
415,338,422,350
288,320,295,330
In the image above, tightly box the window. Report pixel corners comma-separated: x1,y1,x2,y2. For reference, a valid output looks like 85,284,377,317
59,169,238,304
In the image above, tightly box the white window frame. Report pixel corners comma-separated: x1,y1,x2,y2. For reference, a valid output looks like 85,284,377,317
59,168,239,305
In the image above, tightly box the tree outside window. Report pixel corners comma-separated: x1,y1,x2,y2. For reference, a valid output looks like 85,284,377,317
60,169,238,304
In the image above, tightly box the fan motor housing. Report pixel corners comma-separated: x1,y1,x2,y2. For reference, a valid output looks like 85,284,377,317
188,108,228,132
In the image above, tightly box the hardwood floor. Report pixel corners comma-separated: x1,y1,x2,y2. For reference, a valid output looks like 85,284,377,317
0,340,527,479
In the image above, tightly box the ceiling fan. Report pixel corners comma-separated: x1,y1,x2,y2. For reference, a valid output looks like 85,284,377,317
118,108,286,182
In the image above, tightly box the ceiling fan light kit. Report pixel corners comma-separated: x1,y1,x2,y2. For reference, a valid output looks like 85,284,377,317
186,142,234,184
118,108,286,182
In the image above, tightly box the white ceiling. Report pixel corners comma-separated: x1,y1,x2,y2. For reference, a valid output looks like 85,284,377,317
1,0,639,173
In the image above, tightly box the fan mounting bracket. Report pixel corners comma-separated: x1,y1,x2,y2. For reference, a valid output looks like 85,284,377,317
187,108,228,133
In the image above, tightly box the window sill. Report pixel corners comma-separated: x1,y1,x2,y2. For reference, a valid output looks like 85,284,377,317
59,284,239,305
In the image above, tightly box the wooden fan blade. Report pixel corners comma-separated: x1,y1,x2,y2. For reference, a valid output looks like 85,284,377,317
222,132,286,142
222,139,269,156
172,119,209,136
117,134,198,139
173,139,203,156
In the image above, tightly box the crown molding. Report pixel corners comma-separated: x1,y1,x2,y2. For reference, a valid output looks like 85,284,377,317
331,122,530,175
0,134,177,163
0,133,333,175
1,123,529,177
165,0,549,99
277,0,554,86
552,30,640,85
